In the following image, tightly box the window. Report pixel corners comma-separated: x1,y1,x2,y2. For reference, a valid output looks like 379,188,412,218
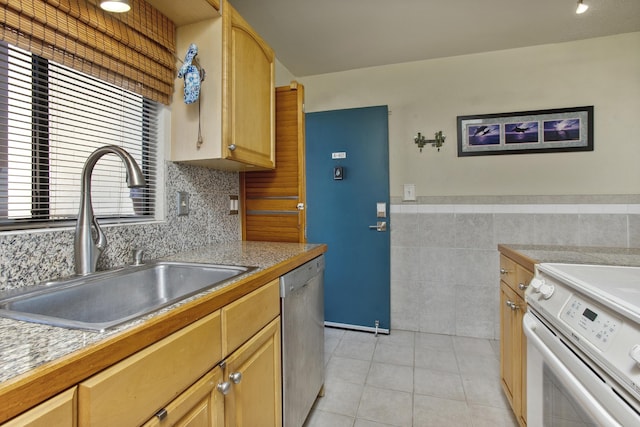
0,41,159,230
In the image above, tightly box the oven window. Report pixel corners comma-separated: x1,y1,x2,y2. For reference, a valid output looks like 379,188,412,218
543,365,599,426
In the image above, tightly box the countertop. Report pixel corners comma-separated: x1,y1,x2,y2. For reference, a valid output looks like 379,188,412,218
498,244,640,272
0,240,326,423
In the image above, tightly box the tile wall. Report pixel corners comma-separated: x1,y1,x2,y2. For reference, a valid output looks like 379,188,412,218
0,162,240,291
390,195,640,339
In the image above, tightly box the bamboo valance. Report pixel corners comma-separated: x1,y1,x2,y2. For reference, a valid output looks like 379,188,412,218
0,0,176,104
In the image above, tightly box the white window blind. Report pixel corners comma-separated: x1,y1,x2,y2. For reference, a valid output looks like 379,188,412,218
0,42,159,230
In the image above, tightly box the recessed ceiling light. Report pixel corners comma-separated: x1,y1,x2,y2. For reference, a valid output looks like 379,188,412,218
100,0,131,13
576,0,589,14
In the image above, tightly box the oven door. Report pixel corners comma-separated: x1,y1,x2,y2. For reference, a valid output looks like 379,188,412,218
523,311,640,427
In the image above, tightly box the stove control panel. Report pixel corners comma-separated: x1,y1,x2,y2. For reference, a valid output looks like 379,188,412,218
560,295,621,352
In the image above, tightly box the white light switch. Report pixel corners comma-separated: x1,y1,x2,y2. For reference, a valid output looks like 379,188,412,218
403,184,416,201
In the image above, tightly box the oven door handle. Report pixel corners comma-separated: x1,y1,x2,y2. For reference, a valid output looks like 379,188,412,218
523,313,623,427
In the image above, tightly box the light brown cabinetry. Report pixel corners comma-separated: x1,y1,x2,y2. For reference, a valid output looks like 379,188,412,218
1,387,76,427
241,83,307,243
171,0,275,171
499,253,532,427
221,279,280,355
142,367,225,427
75,280,281,427
78,311,223,427
222,317,281,427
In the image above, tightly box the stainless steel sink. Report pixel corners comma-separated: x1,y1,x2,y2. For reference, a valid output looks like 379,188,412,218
0,262,255,331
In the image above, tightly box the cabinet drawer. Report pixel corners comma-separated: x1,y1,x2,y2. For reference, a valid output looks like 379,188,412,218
2,387,76,427
500,255,533,299
499,254,517,289
222,279,280,356
78,311,222,427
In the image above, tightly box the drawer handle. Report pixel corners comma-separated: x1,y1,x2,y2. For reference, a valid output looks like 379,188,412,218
230,371,243,384
217,381,231,395
500,268,508,275
505,300,520,311
228,144,237,152
519,283,528,290
155,408,168,421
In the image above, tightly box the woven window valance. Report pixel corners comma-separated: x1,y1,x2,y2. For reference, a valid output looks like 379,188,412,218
0,0,176,104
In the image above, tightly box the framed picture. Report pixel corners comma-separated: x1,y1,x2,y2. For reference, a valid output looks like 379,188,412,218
457,106,593,156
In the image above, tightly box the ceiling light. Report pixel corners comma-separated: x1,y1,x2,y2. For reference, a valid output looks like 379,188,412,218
100,0,131,13
576,0,589,14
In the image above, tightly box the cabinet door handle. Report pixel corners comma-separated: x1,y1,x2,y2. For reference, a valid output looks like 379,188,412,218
229,371,243,384
519,283,528,290
228,144,237,152
217,381,231,395
500,268,508,275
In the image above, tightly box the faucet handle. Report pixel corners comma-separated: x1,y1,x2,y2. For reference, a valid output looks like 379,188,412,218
132,249,144,266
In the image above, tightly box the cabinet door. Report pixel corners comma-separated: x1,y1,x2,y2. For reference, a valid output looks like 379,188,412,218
222,0,275,169
241,83,306,242
142,367,224,427
500,280,526,426
223,317,282,427
500,281,519,407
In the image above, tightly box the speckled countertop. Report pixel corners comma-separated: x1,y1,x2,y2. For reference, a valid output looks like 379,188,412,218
0,240,325,421
499,244,640,272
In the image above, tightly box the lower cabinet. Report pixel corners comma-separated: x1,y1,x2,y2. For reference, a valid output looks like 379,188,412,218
222,317,281,427
81,280,280,427
499,253,531,427
78,311,223,427
1,279,283,427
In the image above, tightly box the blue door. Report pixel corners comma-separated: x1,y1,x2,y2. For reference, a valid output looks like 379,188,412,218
306,106,390,332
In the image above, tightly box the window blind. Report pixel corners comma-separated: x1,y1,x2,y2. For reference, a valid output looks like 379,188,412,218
0,0,176,105
0,42,158,229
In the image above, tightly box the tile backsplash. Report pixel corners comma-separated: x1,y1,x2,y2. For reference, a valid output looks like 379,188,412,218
0,162,240,291
390,196,640,339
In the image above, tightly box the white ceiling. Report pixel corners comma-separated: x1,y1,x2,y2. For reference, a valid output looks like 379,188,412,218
228,0,640,77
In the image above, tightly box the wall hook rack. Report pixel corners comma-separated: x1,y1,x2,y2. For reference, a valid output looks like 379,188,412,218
414,131,446,152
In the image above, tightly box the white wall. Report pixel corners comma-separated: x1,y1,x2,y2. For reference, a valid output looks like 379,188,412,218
299,33,640,198
294,32,640,339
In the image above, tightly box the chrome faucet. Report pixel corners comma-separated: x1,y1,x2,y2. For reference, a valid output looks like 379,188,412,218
74,145,146,276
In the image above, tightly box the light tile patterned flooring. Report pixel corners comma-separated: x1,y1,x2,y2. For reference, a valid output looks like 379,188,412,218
303,327,519,427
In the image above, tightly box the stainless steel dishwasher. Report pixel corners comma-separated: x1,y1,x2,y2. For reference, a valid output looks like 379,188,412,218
280,254,325,427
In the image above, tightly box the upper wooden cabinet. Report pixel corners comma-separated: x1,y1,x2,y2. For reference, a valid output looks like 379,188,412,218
171,0,275,171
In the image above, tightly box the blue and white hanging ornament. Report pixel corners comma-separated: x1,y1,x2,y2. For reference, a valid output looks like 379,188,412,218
177,43,204,104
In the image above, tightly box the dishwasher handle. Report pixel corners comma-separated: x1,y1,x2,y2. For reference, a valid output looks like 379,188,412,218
280,255,325,297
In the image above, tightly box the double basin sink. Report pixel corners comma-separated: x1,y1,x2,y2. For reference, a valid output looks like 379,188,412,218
0,262,254,332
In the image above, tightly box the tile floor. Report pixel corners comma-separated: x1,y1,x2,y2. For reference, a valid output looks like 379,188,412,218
303,327,519,427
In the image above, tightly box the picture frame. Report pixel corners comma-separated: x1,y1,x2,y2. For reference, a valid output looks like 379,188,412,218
457,106,593,157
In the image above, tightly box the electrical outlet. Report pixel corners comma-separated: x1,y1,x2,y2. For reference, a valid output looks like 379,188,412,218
403,184,416,201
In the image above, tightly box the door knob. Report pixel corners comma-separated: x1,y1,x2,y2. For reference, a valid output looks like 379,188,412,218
368,221,387,232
